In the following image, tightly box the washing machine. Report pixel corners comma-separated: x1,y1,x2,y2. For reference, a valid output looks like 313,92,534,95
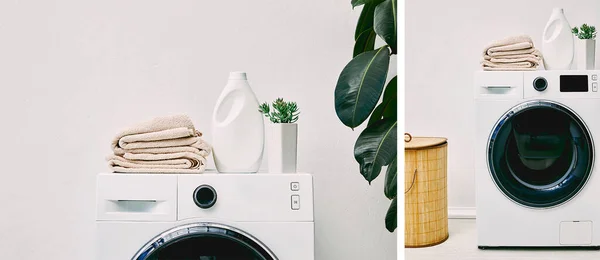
95,173,315,259
474,71,600,248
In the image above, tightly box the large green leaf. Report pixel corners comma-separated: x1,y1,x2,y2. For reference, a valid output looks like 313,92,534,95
382,96,397,119
368,103,385,127
367,76,397,127
351,0,363,7
352,0,385,8
355,3,376,40
384,158,397,199
353,29,377,57
374,0,397,53
385,198,397,232
381,76,397,118
354,118,398,182
335,47,390,128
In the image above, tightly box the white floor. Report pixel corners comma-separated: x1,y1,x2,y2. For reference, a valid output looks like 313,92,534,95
405,219,600,260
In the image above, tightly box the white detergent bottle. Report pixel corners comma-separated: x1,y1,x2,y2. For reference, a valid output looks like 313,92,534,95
211,71,264,173
542,7,574,70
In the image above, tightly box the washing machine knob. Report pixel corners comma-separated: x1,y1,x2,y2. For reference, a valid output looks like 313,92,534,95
193,185,217,209
533,77,548,91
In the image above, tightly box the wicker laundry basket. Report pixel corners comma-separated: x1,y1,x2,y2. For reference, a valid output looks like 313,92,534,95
404,133,449,248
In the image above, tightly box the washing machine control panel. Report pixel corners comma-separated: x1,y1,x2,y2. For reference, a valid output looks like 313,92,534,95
532,75,596,92
176,174,314,221
520,71,600,99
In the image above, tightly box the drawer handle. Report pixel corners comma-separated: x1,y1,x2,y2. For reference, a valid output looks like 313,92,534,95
481,85,513,89
116,199,157,202
108,200,162,213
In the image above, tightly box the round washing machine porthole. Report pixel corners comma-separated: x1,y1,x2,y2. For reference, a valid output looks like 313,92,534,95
487,100,594,209
132,223,278,260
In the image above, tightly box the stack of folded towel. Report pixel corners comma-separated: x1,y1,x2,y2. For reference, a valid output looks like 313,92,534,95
107,115,212,173
481,35,543,71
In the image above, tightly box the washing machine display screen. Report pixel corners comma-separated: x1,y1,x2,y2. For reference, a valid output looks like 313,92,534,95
560,75,588,92
488,101,593,208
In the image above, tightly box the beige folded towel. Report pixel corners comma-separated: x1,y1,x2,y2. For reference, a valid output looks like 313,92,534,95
118,127,196,148
107,153,207,173
483,67,538,71
481,60,538,68
487,48,538,57
108,115,212,174
118,140,211,157
483,56,541,65
481,36,543,71
114,136,204,155
484,49,542,60
483,35,534,56
111,115,198,151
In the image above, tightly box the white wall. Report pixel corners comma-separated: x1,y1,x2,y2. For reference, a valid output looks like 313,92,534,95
406,0,600,213
0,0,396,259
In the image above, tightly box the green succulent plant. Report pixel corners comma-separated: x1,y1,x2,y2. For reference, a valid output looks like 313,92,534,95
572,24,597,40
258,98,300,123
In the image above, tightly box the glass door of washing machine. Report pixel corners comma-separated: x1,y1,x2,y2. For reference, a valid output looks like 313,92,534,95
488,100,594,208
133,223,277,260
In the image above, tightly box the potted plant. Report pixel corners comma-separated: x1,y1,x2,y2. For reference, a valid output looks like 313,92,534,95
259,98,300,173
572,24,597,69
334,0,397,232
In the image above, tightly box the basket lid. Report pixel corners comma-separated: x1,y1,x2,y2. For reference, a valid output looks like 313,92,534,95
405,136,447,150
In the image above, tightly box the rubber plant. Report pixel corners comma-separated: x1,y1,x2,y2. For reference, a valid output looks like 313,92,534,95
335,0,397,232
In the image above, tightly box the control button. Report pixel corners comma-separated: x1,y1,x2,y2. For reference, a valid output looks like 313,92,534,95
593,74,598,81
291,182,300,191
533,77,547,91
593,82,598,92
193,185,217,209
291,195,300,210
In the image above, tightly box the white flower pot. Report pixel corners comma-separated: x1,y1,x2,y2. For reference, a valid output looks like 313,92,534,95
266,123,298,173
576,39,596,70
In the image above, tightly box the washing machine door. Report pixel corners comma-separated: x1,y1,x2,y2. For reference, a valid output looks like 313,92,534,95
133,223,278,260
488,100,594,208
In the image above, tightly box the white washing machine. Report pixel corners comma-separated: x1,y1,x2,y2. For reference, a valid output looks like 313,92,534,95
474,71,600,249
95,173,315,259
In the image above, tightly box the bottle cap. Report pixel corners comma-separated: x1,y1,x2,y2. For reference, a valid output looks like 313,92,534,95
229,71,247,80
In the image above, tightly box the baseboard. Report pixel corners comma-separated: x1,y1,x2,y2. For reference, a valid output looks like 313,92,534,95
448,207,476,219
